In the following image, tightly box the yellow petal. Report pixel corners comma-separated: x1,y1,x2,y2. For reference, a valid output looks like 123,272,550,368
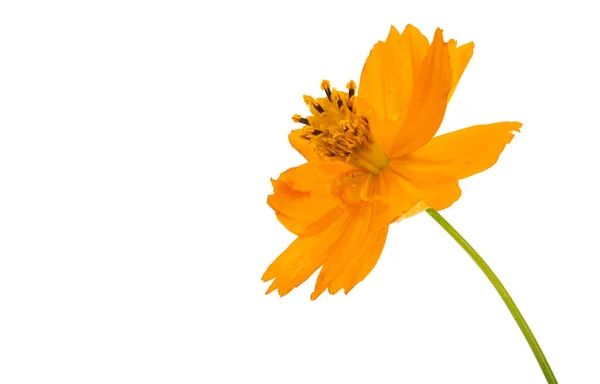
389,28,452,157
268,160,349,236
396,122,522,183
448,40,474,102
262,213,351,297
311,206,388,300
357,25,428,153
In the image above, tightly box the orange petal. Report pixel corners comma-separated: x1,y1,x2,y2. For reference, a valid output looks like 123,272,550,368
413,180,462,211
357,25,428,154
396,200,428,222
368,164,423,231
268,160,349,236
389,28,452,157
288,129,315,161
262,213,351,297
268,180,343,237
402,24,430,82
357,40,386,125
396,122,522,183
332,226,388,296
371,157,463,225
311,206,389,300
448,40,474,102
386,161,463,212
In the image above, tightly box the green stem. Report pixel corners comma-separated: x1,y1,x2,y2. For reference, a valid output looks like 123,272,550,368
425,208,557,384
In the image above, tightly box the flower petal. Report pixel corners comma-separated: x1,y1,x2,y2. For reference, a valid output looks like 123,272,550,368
262,213,351,297
403,24,430,82
369,157,464,227
357,25,428,154
330,226,388,296
288,129,315,161
396,200,428,222
448,40,474,102
389,28,452,157
385,160,463,212
412,180,462,211
368,165,423,231
396,122,522,183
311,206,389,300
357,40,387,124
267,160,349,236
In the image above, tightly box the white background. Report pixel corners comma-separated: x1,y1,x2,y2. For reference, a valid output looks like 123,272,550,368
1,1,598,383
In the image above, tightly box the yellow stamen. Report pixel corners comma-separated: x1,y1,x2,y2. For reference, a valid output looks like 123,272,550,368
293,80,389,175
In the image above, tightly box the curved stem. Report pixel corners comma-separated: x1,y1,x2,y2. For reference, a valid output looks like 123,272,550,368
425,208,557,384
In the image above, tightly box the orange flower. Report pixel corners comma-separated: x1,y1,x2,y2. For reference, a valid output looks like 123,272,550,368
263,25,521,300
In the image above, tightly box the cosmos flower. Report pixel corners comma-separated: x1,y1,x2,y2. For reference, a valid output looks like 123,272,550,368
263,25,521,300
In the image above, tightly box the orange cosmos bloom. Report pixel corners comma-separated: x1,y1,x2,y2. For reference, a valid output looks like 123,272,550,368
263,25,521,300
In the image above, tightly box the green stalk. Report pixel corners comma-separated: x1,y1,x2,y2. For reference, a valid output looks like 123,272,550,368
425,208,557,384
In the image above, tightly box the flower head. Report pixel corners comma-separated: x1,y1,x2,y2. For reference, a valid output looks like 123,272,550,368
263,25,521,300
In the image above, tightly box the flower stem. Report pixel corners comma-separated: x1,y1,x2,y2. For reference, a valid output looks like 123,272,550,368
425,208,557,384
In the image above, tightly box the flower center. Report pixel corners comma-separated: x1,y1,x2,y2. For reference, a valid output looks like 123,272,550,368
293,80,389,175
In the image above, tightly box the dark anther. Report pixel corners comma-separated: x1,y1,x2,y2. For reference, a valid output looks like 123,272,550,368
298,117,310,125
312,129,323,135
337,99,343,108
348,88,355,98
324,88,332,102
315,104,325,113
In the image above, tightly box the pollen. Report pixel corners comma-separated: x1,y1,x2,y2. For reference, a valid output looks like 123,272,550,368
293,80,389,175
